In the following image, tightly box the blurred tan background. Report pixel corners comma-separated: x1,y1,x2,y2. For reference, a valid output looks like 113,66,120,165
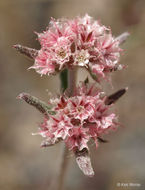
0,0,145,189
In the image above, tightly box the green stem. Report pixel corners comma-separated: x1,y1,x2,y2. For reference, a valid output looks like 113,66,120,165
60,69,68,92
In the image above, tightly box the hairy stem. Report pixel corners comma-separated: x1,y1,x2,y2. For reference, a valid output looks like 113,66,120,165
67,69,76,97
60,69,68,92
57,146,69,190
57,69,76,190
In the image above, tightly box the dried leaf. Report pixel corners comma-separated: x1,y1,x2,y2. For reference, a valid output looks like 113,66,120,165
105,88,128,105
41,138,61,147
13,44,38,59
75,148,94,177
17,93,56,117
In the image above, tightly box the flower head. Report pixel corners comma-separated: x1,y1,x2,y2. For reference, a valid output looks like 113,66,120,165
17,84,127,177
34,82,118,151
31,15,122,81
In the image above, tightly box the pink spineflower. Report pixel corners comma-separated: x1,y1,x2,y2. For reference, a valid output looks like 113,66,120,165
34,82,118,152
30,14,122,81
17,81,127,177
14,14,129,178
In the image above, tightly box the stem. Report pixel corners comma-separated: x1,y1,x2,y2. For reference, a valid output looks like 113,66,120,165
67,69,76,97
57,146,69,190
57,69,76,190
60,69,68,92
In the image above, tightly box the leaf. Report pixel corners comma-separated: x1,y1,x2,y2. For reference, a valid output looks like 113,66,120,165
105,88,128,105
13,44,38,59
115,32,130,45
75,148,94,177
17,93,56,117
41,138,61,147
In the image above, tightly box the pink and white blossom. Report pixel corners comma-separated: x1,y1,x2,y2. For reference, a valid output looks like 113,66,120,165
31,14,122,81
35,83,118,151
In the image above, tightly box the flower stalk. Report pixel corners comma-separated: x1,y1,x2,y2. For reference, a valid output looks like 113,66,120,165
57,146,69,190
67,69,76,97
57,68,76,190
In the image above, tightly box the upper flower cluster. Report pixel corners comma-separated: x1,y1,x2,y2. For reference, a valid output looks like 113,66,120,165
35,82,117,151
31,14,122,81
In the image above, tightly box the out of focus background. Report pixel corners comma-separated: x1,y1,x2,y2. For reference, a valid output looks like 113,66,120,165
0,0,145,190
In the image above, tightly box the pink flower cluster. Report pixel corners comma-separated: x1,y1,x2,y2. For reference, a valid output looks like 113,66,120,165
35,83,117,151
31,14,122,81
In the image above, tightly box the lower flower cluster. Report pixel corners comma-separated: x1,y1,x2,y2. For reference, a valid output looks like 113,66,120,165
18,81,127,176
35,82,118,152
